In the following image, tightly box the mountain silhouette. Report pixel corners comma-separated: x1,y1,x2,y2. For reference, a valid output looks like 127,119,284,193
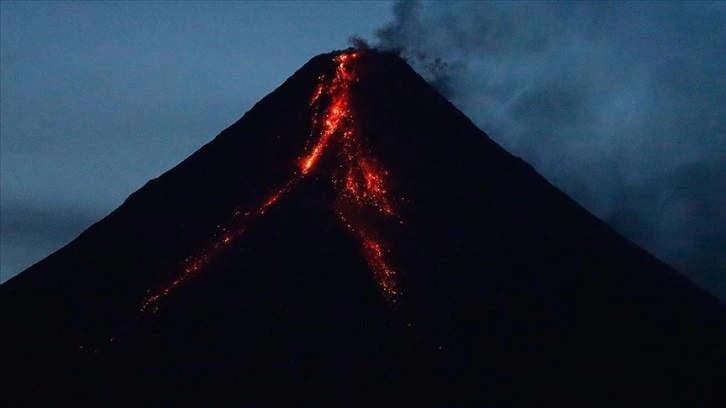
2,49,724,407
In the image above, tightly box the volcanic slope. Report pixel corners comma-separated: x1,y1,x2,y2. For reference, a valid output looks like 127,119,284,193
2,49,724,407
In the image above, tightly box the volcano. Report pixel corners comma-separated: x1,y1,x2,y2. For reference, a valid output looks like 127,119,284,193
2,49,724,407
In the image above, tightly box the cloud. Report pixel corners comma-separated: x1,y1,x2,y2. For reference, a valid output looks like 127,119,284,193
0,201,100,281
374,1,726,299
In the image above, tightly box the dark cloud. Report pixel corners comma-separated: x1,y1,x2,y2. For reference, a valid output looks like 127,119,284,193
0,201,102,281
374,1,726,299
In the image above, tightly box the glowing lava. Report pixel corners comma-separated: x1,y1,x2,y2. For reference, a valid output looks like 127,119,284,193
140,179,297,312
300,51,401,300
141,51,402,312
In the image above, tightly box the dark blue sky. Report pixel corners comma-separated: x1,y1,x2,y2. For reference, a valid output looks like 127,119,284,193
1,1,391,281
1,2,724,300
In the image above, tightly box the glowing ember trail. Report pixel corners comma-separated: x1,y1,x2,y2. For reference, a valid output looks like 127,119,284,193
299,51,401,301
141,50,402,312
140,179,298,312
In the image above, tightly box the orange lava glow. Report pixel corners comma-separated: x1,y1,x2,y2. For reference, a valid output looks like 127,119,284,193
141,51,402,312
299,53,358,175
140,179,297,312
301,51,401,301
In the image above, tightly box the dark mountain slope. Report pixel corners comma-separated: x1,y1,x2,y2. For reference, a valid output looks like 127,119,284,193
2,49,724,407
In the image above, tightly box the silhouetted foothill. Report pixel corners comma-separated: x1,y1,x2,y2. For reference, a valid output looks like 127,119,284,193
2,49,724,407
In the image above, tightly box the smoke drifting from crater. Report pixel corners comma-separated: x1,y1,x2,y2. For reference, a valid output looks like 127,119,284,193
374,1,726,299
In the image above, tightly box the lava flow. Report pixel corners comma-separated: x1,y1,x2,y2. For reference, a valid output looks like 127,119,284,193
300,51,401,300
140,178,297,312
141,50,402,312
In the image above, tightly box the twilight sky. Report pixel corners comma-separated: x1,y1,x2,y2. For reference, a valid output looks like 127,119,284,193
1,2,724,300
0,1,391,281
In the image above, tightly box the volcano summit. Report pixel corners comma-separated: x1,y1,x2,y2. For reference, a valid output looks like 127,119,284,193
2,49,724,407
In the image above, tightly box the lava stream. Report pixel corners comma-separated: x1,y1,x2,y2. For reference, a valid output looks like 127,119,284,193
141,51,402,311
140,178,297,312
300,51,401,301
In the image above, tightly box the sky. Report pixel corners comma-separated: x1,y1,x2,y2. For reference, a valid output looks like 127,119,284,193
1,2,724,300
372,1,725,300
0,1,391,281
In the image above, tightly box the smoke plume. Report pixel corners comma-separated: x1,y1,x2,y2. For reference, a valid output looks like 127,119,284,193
374,1,726,299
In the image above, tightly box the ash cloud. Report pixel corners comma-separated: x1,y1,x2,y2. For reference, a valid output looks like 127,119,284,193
374,1,726,299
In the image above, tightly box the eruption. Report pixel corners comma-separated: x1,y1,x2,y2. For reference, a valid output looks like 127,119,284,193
6,48,724,408
141,50,401,311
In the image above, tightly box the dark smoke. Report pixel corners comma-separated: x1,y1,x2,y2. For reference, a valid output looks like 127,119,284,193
373,1,726,299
